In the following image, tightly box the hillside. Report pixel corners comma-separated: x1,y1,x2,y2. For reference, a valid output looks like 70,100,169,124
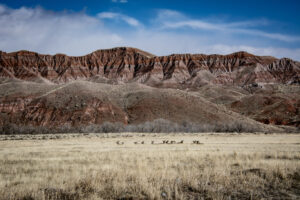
0,47,299,132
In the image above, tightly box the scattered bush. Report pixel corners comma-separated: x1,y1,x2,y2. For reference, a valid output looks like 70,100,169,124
213,121,261,133
0,119,266,135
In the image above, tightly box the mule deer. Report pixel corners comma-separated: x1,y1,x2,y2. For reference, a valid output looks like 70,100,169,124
193,140,201,144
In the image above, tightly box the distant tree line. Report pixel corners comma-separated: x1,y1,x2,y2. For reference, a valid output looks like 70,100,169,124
0,119,268,135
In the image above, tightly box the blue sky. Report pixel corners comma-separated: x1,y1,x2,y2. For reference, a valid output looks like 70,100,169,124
0,0,300,60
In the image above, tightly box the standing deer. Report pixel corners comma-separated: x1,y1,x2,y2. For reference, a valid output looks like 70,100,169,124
193,140,201,144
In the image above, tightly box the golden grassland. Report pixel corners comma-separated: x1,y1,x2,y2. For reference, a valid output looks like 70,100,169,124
0,133,299,200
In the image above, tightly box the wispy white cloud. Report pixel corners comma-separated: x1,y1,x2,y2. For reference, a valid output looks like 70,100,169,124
97,12,140,27
112,0,128,3
0,5,299,61
156,9,300,42
0,4,123,55
155,9,186,20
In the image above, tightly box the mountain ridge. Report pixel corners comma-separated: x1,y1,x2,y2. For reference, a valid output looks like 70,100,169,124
0,47,299,130
0,47,280,59
1,47,299,87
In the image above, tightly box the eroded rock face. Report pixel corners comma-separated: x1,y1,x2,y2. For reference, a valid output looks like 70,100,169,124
0,94,128,127
230,94,300,127
0,47,299,129
1,47,299,87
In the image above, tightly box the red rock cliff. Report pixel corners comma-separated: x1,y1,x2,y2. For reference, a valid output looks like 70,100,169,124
1,47,299,87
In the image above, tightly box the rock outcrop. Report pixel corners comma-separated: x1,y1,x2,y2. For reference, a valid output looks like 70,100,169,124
0,47,299,130
1,47,299,87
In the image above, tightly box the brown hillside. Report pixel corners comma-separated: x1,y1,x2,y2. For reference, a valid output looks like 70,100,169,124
0,47,299,130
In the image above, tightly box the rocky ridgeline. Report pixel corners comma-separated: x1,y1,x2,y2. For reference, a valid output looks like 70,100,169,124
0,47,299,87
0,47,299,130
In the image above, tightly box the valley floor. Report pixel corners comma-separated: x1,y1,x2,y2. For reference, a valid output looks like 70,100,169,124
0,133,299,199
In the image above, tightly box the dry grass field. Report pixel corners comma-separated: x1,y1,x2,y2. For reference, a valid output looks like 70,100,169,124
0,133,299,200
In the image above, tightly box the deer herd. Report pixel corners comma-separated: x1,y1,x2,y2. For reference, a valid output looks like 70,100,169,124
116,140,202,145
